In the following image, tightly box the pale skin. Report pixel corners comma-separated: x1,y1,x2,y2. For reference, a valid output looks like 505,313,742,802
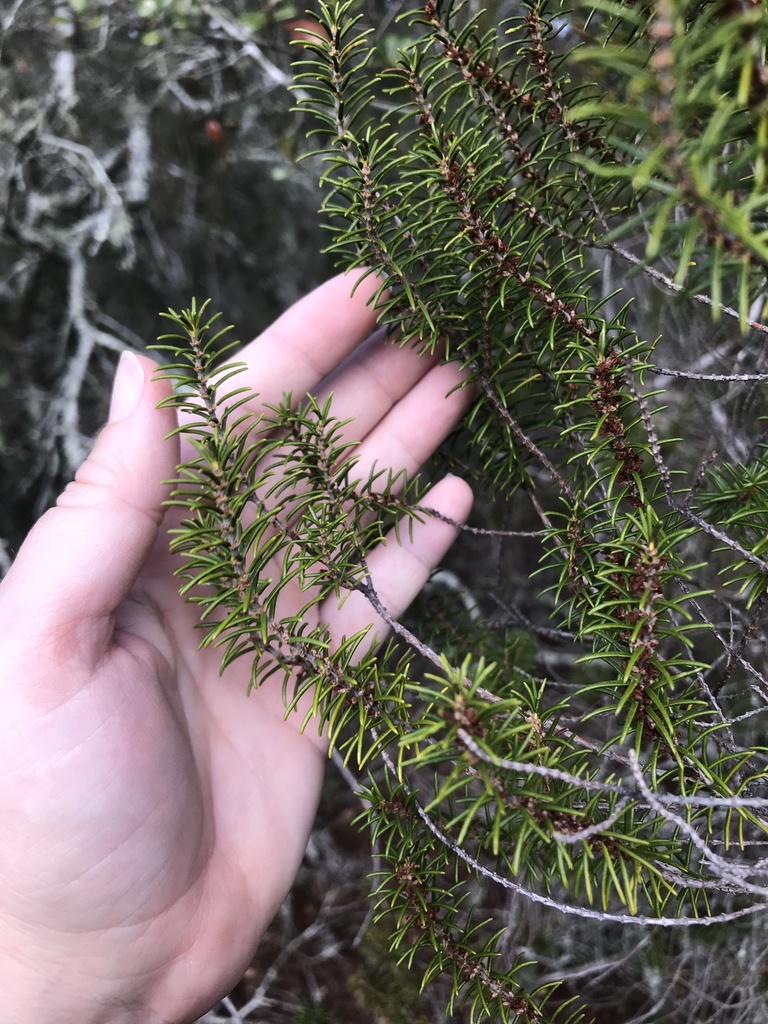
0,271,473,1023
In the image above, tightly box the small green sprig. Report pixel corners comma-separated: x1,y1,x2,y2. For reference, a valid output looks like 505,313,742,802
153,301,420,747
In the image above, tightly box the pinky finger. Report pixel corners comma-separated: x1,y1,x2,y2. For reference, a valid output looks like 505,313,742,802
324,474,474,653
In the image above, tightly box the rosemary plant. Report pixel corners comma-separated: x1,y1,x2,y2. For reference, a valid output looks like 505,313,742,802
158,0,768,1019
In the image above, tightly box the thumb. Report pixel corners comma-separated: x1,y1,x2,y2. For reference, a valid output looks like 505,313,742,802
1,352,179,655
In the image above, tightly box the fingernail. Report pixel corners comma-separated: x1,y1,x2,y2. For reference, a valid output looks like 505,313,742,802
109,351,145,423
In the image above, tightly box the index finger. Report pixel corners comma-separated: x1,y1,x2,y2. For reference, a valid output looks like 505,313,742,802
234,269,382,409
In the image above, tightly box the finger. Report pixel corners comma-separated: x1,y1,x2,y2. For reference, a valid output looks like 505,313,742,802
325,473,474,646
311,326,443,440
234,269,382,409
350,360,472,487
254,331,447,524
262,357,470,544
176,270,384,468
0,353,179,660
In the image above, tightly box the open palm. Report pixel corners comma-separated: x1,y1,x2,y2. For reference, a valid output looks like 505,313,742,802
0,272,472,1023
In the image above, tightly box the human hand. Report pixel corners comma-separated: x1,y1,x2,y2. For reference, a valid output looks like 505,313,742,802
0,272,472,1023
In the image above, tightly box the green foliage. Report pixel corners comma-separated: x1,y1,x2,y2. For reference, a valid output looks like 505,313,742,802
157,0,768,1019
568,0,768,320
351,919,433,1023
294,1002,343,1023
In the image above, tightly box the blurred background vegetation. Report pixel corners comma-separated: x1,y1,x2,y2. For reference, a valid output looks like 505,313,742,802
0,0,335,563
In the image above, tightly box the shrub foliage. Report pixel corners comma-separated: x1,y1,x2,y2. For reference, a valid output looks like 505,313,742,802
159,0,768,1019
